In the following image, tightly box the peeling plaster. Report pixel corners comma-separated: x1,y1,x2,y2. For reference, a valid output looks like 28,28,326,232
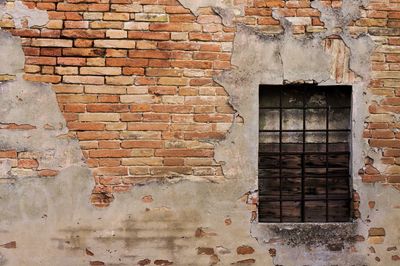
0,0,48,28
0,78,85,171
311,0,368,33
177,0,243,14
177,0,243,26
0,31,24,75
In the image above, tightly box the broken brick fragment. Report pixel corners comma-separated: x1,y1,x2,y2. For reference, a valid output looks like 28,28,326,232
0,241,16,249
236,245,255,255
197,247,215,255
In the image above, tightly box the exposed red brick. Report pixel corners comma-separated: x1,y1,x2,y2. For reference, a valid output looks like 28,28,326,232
38,169,59,177
0,150,17,158
237,245,255,255
17,159,39,169
197,247,214,255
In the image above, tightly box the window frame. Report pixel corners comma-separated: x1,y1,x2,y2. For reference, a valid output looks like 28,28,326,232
258,84,353,223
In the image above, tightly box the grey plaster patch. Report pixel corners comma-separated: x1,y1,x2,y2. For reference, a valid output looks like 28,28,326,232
0,165,274,265
177,0,243,25
341,34,375,80
0,31,24,75
0,0,48,28
252,222,368,266
212,6,237,27
0,78,85,171
0,159,12,178
311,0,368,32
280,36,331,83
0,79,66,129
309,0,375,82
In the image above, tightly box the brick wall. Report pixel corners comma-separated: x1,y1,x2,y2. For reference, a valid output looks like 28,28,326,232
361,1,400,191
2,0,237,206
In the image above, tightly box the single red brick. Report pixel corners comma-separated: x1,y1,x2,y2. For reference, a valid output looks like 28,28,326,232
121,141,163,149
67,122,105,131
17,159,39,169
57,57,86,66
237,245,255,255
0,150,17,158
38,169,59,177
89,149,131,158
155,149,213,157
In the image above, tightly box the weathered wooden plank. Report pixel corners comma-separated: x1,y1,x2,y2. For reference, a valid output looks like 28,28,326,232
328,178,349,197
281,201,302,222
328,200,350,222
304,178,326,199
258,200,280,222
305,201,327,222
328,154,349,168
259,178,302,200
305,154,326,167
259,154,302,169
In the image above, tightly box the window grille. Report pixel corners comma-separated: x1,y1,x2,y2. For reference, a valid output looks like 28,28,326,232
258,85,352,223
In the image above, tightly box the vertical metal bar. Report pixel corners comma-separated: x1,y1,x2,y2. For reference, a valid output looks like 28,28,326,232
325,89,329,222
258,87,261,222
301,88,306,222
348,86,353,221
279,88,283,222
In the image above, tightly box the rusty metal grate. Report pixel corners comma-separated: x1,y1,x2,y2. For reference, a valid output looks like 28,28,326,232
258,85,352,223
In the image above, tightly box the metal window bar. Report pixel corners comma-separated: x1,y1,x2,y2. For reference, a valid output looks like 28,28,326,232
301,90,306,221
325,89,329,222
279,88,283,222
258,85,352,223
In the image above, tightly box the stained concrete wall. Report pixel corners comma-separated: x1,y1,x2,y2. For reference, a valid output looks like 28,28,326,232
0,0,399,265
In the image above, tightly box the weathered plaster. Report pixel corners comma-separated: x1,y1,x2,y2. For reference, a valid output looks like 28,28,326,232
0,31,24,76
211,0,399,265
177,0,243,15
0,0,48,28
212,24,366,265
177,0,243,26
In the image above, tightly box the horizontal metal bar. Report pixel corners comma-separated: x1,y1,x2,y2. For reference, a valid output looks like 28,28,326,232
260,106,351,110
259,198,351,202
259,129,351,133
259,166,349,169
259,151,350,155
258,175,351,179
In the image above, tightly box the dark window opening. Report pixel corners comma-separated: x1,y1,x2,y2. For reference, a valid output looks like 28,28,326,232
258,85,352,223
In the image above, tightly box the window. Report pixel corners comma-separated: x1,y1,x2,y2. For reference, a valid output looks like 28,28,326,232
258,85,352,223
